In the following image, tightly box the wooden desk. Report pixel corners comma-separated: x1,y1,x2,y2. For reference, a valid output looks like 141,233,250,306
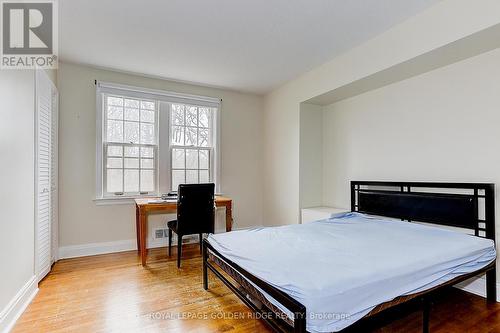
134,196,233,266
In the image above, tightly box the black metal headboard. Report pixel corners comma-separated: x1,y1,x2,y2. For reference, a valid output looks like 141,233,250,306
351,181,495,241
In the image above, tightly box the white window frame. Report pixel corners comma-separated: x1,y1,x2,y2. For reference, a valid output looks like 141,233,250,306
95,81,221,204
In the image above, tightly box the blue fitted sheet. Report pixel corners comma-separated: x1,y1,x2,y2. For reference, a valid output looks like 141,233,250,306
207,212,496,333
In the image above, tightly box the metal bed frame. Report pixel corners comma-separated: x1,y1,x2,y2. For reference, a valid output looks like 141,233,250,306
203,181,497,333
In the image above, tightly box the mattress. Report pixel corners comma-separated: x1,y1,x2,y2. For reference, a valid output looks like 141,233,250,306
207,212,496,333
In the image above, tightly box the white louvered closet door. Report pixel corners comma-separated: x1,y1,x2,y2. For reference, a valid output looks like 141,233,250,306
36,70,58,282
50,86,59,264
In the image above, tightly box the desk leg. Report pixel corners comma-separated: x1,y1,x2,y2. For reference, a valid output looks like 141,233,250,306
225,202,233,232
135,205,140,253
139,209,147,266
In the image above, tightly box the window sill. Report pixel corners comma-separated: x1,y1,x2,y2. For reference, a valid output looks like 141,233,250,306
93,196,156,206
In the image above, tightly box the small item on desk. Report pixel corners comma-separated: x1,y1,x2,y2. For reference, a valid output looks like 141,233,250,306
148,199,165,204
161,192,178,200
148,198,177,204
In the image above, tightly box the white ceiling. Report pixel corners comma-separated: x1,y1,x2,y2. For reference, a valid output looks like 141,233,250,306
59,0,441,94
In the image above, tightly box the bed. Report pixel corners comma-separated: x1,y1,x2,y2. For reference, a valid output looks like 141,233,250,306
202,181,497,333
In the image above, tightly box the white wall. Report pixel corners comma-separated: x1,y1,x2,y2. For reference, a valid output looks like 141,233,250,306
57,62,264,250
0,69,56,331
0,71,36,331
299,103,323,210
323,46,500,218
263,0,500,226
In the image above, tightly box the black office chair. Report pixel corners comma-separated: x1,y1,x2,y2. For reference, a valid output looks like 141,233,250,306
167,183,215,268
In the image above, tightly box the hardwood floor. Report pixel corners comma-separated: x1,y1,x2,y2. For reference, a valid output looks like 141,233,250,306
13,245,500,333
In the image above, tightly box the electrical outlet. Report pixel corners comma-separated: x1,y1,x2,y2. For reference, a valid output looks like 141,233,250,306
154,228,167,239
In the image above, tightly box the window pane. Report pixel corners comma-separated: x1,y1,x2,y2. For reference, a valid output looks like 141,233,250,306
107,157,122,168
107,146,123,157
186,149,198,169
107,105,123,120
199,150,209,169
124,99,139,108
141,109,155,123
124,108,139,121
141,147,154,158
186,106,197,127
108,96,123,106
104,94,160,197
171,104,184,125
172,148,185,169
141,158,154,169
198,107,211,128
140,170,155,192
124,146,139,157
141,101,155,110
198,128,209,147
124,121,139,144
171,126,184,145
124,169,139,193
107,169,123,193
199,170,209,183
107,120,123,143
172,170,185,191
124,158,139,169
140,123,155,144
185,127,197,146
186,170,198,184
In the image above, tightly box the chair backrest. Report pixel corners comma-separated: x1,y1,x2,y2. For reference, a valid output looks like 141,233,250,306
177,183,215,235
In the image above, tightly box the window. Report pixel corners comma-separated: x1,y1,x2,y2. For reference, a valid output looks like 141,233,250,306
170,104,216,191
96,82,220,201
103,95,158,196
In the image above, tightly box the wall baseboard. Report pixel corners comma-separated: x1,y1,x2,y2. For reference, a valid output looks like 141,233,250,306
58,226,258,260
58,236,199,260
0,276,38,333
59,239,136,259
455,276,500,302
